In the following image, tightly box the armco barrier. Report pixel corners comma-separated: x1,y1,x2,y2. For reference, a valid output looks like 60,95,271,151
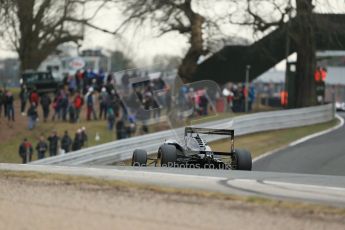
30,104,334,166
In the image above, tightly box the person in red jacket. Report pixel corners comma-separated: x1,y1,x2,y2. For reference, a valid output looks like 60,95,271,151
73,91,84,122
30,90,39,107
18,138,33,164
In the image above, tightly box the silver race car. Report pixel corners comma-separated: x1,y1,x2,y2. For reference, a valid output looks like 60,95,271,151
132,127,252,170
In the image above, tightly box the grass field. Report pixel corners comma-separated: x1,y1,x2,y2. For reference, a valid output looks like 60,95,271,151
0,120,114,163
0,117,176,163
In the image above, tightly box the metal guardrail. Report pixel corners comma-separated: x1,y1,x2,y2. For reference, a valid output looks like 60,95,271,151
30,104,334,166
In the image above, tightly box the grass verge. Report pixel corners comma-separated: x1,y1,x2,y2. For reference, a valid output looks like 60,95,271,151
0,169,344,217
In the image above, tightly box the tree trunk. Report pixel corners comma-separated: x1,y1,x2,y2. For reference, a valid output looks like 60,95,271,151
178,13,205,83
294,0,317,107
15,0,82,73
17,0,42,72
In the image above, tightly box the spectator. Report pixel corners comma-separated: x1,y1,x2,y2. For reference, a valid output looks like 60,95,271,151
86,88,97,121
178,85,189,109
111,95,122,120
105,80,115,95
40,93,51,122
52,93,62,121
116,117,127,140
47,131,59,157
73,91,84,122
68,98,77,123
36,136,48,160
99,87,108,120
222,84,234,112
60,93,69,121
127,115,136,137
18,138,33,164
72,129,83,151
248,85,256,112
232,85,240,112
61,130,73,153
27,102,38,130
156,76,166,90
68,75,77,94
107,107,115,130
19,85,29,115
238,84,245,112
29,90,39,107
199,91,208,116
5,90,15,123
85,68,95,86
106,73,114,85
75,70,84,91
81,126,88,147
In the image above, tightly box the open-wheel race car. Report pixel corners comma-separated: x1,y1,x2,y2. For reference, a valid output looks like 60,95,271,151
131,127,252,171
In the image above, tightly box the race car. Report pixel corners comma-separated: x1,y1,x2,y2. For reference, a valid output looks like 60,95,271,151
335,101,345,111
131,127,252,170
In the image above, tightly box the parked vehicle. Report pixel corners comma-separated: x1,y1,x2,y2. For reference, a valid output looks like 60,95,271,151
21,71,62,94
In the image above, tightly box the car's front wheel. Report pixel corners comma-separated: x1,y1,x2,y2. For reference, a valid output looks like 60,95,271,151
132,149,147,167
232,149,252,171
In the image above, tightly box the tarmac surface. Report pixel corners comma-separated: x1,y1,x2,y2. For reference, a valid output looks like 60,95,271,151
253,112,345,176
1,112,345,210
1,163,345,207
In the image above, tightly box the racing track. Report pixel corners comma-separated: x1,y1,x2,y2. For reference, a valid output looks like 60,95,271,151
253,112,345,176
1,163,345,208
1,112,345,207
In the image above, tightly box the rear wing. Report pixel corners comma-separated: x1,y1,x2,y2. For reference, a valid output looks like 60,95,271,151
185,127,235,153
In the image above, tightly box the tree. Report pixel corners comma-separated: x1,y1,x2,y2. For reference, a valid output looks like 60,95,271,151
0,0,115,72
294,0,316,107
234,0,319,107
113,0,227,82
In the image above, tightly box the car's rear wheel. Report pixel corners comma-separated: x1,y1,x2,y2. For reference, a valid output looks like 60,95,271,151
159,144,177,167
132,149,147,166
232,149,252,171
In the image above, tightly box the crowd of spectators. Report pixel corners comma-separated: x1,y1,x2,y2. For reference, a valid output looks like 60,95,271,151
2,68,257,163
18,128,88,164
222,82,256,112
2,71,256,133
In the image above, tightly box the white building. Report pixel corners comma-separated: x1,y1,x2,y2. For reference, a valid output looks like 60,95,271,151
39,45,111,80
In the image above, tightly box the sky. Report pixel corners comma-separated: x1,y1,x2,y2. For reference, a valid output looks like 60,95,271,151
1,0,345,66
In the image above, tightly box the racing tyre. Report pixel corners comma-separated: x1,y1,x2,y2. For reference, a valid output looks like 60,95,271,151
132,149,147,167
232,149,252,171
159,144,177,167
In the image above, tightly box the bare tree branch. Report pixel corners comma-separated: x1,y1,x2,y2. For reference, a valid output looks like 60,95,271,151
0,0,116,71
